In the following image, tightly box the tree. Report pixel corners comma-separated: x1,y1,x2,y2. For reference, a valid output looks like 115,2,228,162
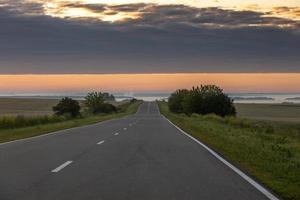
168,89,189,113
85,92,116,114
53,97,80,118
196,85,236,117
181,87,203,115
168,85,236,117
85,92,105,114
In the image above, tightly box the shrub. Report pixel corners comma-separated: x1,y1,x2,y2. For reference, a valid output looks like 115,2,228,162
168,89,189,113
98,103,117,113
168,85,236,117
182,87,203,115
130,98,138,103
53,97,81,118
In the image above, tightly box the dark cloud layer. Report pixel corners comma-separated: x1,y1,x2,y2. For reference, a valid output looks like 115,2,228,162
0,1,299,73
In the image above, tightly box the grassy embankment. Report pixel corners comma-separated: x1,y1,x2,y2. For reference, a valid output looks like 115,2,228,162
158,101,300,200
0,100,142,144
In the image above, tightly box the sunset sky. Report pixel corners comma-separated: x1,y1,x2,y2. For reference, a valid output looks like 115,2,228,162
0,0,299,92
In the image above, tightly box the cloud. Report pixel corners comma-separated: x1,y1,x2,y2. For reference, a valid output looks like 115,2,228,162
0,1,299,73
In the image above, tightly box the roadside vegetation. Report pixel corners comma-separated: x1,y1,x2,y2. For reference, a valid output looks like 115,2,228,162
0,93,141,144
168,85,236,116
84,92,117,114
159,85,300,200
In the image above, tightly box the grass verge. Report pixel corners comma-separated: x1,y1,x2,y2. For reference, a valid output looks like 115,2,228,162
0,101,142,144
158,101,300,200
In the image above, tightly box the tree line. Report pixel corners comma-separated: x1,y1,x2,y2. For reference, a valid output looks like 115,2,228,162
53,92,118,118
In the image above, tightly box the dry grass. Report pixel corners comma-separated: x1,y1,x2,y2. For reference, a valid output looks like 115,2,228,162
0,98,59,116
235,103,300,123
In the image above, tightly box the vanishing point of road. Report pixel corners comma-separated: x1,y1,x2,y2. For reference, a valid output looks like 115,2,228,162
0,102,278,200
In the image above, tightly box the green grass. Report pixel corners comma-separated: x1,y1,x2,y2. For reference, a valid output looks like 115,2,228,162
158,101,300,200
0,101,142,144
0,115,68,129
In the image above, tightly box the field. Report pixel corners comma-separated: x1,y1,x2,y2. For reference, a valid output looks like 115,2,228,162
158,101,300,200
0,98,59,116
0,98,141,144
235,103,300,123
0,98,127,116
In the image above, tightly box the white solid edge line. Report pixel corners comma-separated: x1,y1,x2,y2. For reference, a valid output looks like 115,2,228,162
51,161,73,173
97,140,105,145
162,115,280,200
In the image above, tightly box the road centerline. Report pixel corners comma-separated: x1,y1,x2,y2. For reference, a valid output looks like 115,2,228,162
51,161,73,173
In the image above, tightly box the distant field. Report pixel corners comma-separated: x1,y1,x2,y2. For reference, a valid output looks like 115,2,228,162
1,98,300,123
0,98,59,116
0,98,126,116
235,103,300,123
0,100,142,143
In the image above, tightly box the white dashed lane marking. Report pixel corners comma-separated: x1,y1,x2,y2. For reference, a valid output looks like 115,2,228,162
51,161,73,173
97,140,105,145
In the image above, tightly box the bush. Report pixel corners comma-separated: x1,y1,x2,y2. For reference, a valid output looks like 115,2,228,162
53,97,81,118
85,92,116,114
130,98,138,103
181,87,203,115
98,103,117,113
168,89,189,113
168,85,236,117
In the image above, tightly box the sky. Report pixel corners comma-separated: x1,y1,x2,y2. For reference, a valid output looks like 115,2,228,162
1,74,300,93
0,0,300,92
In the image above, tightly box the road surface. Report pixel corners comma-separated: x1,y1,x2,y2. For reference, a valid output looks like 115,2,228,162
0,102,275,200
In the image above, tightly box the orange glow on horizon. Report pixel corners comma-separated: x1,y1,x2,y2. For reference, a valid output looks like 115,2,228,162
0,73,300,93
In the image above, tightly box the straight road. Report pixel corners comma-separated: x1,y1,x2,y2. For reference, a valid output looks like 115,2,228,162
0,102,276,200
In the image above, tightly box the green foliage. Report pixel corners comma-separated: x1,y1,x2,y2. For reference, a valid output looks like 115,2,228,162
130,98,138,103
168,85,236,117
53,97,81,117
159,101,300,200
85,92,116,114
85,92,105,113
98,103,117,113
168,89,189,113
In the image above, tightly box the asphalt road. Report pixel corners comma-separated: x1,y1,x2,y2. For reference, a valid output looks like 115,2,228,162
0,102,275,200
